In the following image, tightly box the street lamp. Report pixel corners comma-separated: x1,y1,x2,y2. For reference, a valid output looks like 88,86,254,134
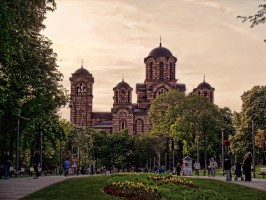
221,128,224,172
16,118,20,172
252,120,256,178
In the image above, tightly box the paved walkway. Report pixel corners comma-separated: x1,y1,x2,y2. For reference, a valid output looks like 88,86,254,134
0,175,265,200
0,175,79,200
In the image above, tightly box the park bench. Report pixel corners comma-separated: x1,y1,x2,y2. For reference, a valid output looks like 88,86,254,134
29,167,35,176
257,168,266,178
9,166,18,177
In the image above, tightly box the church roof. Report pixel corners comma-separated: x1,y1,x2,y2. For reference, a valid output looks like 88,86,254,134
115,79,131,89
73,66,90,75
196,76,213,90
91,121,113,128
176,83,186,92
92,112,112,120
148,45,173,58
144,42,177,62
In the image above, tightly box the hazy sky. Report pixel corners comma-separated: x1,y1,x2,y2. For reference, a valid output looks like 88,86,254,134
42,0,266,120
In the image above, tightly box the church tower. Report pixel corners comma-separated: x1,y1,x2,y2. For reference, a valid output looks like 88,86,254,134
193,76,215,103
69,65,94,126
112,79,134,134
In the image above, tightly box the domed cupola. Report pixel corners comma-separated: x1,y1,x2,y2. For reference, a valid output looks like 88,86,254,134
113,79,133,104
193,76,215,103
197,81,212,90
116,79,131,89
144,39,177,81
73,66,91,75
144,41,177,62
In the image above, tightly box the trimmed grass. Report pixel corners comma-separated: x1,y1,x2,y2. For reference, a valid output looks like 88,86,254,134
21,174,266,200
21,176,120,200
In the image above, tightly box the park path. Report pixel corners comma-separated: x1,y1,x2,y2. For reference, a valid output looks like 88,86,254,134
0,175,265,200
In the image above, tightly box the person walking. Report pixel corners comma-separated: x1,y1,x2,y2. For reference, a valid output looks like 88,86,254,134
89,162,95,175
243,152,252,181
64,157,71,177
176,163,181,176
194,159,201,176
209,157,218,177
2,151,12,179
33,150,40,179
224,155,232,181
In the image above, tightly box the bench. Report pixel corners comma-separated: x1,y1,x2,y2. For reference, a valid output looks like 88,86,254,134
9,166,18,177
29,167,36,176
258,168,266,178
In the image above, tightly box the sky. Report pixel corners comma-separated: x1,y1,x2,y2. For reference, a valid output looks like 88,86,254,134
42,0,266,120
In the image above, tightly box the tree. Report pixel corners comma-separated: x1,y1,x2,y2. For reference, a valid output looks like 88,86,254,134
255,129,266,164
230,86,266,163
238,1,266,42
0,0,69,162
170,94,222,172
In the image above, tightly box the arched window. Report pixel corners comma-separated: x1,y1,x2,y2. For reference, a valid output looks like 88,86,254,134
160,62,164,79
135,119,144,134
116,91,118,103
170,62,174,79
204,91,208,97
210,92,213,103
76,82,86,95
128,91,130,103
121,121,126,130
149,63,153,79
156,88,166,96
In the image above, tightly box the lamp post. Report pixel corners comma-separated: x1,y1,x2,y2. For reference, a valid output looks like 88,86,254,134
252,120,256,178
221,128,224,172
196,135,200,161
16,118,20,172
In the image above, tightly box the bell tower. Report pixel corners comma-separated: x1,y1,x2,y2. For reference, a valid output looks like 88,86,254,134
69,65,94,126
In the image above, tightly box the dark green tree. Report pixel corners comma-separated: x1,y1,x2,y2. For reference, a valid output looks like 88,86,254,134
230,86,266,163
0,0,69,163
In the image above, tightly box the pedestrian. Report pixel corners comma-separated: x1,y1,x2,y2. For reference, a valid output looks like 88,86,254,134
33,150,40,179
89,162,94,175
2,151,12,179
64,157,71,177
242,152,252,181
194,159,200,176
176,163,181,176
234,160,243,181
81,164,85,175
209,157,218,177
224,155,231,181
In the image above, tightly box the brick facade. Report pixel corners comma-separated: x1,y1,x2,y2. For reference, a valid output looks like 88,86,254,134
69,43,215,134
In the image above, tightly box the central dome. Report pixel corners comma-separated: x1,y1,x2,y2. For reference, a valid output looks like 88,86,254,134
148,44,173,58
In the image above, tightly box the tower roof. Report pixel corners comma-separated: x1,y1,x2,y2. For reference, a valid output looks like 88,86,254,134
115,79,131,89
197,81,212,90
73,66,91,75
197,76,212,90
148,44,173,58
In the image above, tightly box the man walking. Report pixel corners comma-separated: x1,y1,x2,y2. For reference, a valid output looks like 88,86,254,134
33,150,40,179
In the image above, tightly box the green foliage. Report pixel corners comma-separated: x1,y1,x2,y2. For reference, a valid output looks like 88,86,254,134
150,90,227,162
238,2,266,42
150,90,185,137
91,131,134,171
231,86,266,163
0,0,69,166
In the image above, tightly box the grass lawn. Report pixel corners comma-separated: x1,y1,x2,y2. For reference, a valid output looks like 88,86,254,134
21,174,266,200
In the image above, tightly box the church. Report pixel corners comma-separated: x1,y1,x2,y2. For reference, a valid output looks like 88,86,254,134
69,42,215,134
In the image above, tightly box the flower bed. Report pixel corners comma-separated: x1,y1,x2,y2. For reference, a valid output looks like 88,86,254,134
150,175,198,188
103,180,161,200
